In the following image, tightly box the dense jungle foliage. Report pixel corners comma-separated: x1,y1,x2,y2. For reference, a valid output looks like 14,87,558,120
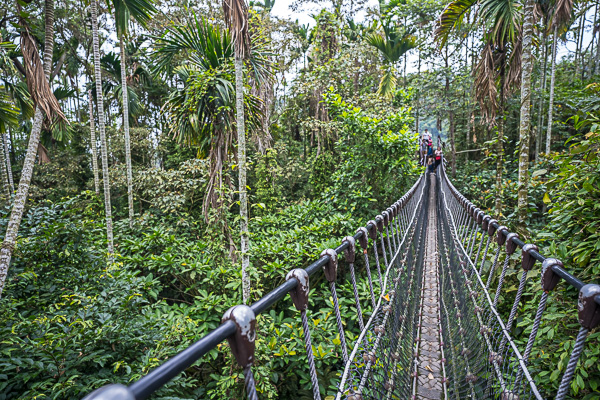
0,0,599,398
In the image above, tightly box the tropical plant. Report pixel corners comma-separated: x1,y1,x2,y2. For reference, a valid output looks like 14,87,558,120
366,23,417,99
111,0,157,227
90,0,115,258
0,0,64,297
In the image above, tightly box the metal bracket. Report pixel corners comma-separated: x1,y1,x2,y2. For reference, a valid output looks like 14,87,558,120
376,215,384,231
482,215,492,231
382,211,390,226
222,305,256,368
476,210,484,224
286,269,310,311
342,236,356,263
487,219,498,236
521,244,539,271
496,226,508,245
321,249,338,282
356,227,369,250
506,233,519,255
541,258,562,292
367,220,378,239
578,284,600,330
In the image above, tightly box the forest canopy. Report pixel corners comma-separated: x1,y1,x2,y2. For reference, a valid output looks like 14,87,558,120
0,0,599,398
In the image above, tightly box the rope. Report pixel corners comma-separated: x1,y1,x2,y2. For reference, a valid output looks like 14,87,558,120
243,366,258,400
556,327,589,400
301,309,321,400
330,281,348,364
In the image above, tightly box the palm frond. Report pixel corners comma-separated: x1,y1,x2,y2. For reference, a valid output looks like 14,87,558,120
19,24,66,122
377,64,397,99
435,0,478,47
480,0,521,45
112,0,157,37
152,14,233,76
552,0,573,28
223,0,251,58
0,89,19,134
474,43,499,124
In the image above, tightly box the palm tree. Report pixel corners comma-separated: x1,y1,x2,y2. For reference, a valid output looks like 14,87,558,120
517,0,535,231
88,88,100,194
112,0,157,227
546,0,573,154
0,89,18,201
367,24,417,99
90,0,114,258
223,0,252,305
0,0,65,297
436,0,522,214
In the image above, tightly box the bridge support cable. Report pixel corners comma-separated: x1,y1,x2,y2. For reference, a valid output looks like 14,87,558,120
440,162,600,400
336,175,428,399
82,158,600,400
411,174,447,400
438,168,544,399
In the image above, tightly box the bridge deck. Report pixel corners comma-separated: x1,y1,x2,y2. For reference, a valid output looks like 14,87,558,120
413,174,446,399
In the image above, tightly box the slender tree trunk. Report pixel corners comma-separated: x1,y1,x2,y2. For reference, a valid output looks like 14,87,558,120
120,37,134,227
0,0,55,297
577,14,585,80
535,30,548,161
88,89,100,194
495,62,506,214
3,134,13,193
517,0,535,232
91,0,114,257
0,137,10,202
235,56,250,304
596,4,600,75
546,25,559,154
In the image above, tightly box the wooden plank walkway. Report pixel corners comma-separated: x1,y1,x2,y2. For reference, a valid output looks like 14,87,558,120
413,174,446,400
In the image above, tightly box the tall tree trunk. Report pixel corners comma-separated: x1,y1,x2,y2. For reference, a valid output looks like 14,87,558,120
577,13,585,81
535,30,548,161
235,56,250,304
0,137,10,202
0,0,55,297
88,89,100,194
517,0,535,232
3,134,13,193
91,0,114,257
546,25,559,154
596,4,600,75
495,61,506,214
120,37,134,227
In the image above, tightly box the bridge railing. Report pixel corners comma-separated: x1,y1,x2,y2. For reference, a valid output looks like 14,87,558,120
83,175,426,400
439,162,600,400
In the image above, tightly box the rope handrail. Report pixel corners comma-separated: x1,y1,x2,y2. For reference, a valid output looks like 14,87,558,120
443,167,599,303
83,175,425,400
82,158,600,400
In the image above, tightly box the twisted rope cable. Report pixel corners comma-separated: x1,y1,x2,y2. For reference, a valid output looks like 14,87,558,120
485,244,502,290
330,281,349,364
349,262,365,331
492,255,511,308
243,366,258,400
556,327,589,400
514,291,549,389
301,309,322,400
477,236,492,276
498,268,528,353
362,250,377,309
373,241,383,289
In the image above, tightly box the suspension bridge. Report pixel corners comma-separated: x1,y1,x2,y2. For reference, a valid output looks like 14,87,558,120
84,164,600,400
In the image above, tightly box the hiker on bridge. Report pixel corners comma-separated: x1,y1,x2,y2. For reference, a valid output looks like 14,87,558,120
434,145,442,172
420,129,432,166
